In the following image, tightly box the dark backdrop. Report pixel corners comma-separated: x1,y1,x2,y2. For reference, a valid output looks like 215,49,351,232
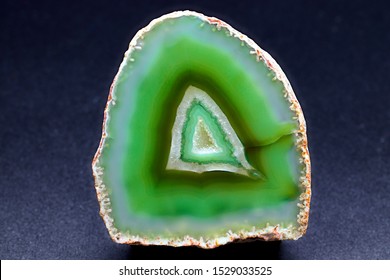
1,0,389,259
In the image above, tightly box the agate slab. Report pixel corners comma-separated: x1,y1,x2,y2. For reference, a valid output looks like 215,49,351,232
92,10,311,248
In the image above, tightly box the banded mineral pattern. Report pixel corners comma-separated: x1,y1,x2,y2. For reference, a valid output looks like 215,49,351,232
92,11,311,248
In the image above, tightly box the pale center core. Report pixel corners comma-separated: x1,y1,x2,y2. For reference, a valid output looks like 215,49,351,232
192,117,222,155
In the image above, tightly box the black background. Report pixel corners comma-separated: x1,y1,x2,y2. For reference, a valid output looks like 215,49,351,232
1,0,389,259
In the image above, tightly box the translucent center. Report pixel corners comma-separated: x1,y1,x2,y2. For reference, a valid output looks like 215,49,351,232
192,117,222,155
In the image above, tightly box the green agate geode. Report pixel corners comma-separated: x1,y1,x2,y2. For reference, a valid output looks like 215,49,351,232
92,11,311,248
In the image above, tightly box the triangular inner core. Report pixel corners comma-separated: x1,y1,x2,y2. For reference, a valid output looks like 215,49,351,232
192,117,222,155
181,100,239,165
166,85,260,178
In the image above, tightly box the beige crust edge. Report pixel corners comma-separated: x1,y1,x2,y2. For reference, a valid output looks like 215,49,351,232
92,10,311,249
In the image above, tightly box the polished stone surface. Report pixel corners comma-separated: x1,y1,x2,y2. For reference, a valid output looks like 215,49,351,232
93,11,309,245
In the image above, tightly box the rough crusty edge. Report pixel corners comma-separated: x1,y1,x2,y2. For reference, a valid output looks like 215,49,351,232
92,10,311,249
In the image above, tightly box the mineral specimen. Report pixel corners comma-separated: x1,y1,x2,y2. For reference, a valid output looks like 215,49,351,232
92,10,311,248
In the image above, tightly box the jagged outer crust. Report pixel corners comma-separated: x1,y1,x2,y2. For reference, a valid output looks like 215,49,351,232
92,10,311,249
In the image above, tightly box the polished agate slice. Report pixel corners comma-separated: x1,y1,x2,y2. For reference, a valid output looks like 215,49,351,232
92,10,311,248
